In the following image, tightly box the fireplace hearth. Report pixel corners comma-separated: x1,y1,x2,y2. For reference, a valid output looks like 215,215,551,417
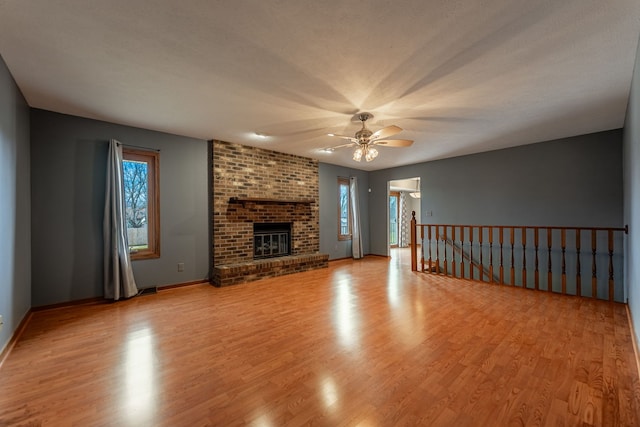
253,223,291,259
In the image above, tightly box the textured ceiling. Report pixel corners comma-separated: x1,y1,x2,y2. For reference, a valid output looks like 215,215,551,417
1,1,639,170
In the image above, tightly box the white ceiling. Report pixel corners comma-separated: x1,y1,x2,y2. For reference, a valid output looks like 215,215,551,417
1,1,639,171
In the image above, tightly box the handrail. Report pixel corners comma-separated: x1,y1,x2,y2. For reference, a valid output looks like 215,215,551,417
409,211,628,302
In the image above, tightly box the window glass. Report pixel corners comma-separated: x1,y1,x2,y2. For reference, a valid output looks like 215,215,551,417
123,149,160,259
338,178,351,240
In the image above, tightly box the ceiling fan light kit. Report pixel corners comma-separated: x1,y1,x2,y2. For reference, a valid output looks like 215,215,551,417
353,147,363,161
326,112,414,162
365,147,378,162
353,145,379,162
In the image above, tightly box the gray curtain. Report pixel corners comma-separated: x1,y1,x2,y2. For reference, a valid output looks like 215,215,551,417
103,139,138,300
399,192,410,247
350,176,363,259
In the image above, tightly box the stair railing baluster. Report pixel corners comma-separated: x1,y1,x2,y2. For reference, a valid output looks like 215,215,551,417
426,225,431,273
591,230,597,299
534,227,540,290
435,226,440,274
443,226,448,276
576,229,581,297
479,226,484,282
420,224,425,272
547,228,552,292
608,230,614,302
410,211,418,271
499,227,504,285
470,227,474,280
522,228,527,288
561,229,566,295
460,226,465,279
510,227,515,286
489,227,494,283
451,226,456,278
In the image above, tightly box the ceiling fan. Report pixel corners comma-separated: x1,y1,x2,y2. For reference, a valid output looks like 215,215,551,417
325,113,414,162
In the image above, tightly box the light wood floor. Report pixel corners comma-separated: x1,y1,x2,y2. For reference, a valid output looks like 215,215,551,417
1,249,639,426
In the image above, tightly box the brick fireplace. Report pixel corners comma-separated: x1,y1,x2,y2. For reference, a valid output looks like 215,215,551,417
211,140,328,286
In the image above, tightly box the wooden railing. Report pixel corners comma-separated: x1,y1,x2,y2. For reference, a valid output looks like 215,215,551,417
409,212,628,302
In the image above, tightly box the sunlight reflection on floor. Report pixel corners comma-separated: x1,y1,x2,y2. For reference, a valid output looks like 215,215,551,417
123,326,156,426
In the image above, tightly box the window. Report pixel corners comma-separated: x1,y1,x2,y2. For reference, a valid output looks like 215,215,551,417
123,148,160,259
338,177,351,240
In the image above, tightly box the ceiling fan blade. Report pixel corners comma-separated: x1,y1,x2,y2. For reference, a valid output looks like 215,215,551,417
324,142,356,151
328,133,357,142
369,125,402,141
372,139,414,147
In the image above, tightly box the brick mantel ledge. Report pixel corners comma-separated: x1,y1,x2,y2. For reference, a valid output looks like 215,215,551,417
211,253,329,287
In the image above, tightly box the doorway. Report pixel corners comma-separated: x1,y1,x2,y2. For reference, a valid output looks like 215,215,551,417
388,178,421,251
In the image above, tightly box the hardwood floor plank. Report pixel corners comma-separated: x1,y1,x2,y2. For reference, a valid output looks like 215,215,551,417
0,249,638,426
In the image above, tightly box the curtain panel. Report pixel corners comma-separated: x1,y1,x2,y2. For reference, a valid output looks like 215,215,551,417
103,139,139,300
399,192,411,247
350,176,363,259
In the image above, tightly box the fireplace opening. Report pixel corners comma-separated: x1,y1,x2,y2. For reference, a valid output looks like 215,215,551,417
253,223,292,259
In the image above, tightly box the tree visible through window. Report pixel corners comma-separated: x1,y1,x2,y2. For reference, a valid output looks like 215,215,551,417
338,177,351,240
123,160,147,228
123,148,160,260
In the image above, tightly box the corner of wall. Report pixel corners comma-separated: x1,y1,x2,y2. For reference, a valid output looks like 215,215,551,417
0,53,32,354
622,32,640,356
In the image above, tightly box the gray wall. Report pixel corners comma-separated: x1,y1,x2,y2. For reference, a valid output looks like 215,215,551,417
31,109,209,306
0,55,31,353
319,163,370,259
623,35,640,346
369,130,623,256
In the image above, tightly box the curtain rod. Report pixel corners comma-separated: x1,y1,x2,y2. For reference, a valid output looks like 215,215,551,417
115,142,160,152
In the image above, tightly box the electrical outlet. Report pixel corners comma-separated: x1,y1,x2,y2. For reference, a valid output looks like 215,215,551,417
177,262,184,272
